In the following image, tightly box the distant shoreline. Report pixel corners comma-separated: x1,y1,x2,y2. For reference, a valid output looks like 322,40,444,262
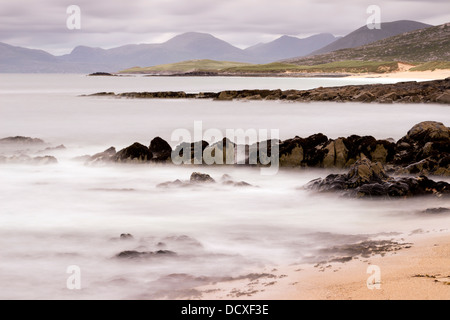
86,78,450,104
114,69,450,80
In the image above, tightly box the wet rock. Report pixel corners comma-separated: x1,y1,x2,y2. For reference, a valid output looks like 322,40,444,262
306,158,450,198
120,233,134,240
149,137,172,161
114,142,152,162
190,172,215,183
279,134,328,167
173,140,209,164
435,91,450,104
421,207,450,214
87,147,116,164
215,91,235,101
116,250,176,259
406,121,450,142
323,138,348,168
394,121,450,175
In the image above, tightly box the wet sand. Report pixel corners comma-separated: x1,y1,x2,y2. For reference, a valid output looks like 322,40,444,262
197,231,450,300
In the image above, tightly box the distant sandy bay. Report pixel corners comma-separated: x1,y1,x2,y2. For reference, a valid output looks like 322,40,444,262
197,231,450,300
348,69,450,80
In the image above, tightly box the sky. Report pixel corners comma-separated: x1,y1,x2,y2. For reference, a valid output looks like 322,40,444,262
0,0,449,55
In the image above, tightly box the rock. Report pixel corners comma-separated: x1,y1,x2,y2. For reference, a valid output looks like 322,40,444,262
435,91,450,104
173,140,209,164
116,250,176,259
371,144,389,163
0,136,45,145
406,121,450,142
114,142,152,162
323,138,348,168
88,147,116,163
120,233,134,240
354,91,375,102
149,137,172,161
190,172,215,183
215,91,235,101
157,179,184,188
31,156,58,165
421,207,450,214
306,158,449,198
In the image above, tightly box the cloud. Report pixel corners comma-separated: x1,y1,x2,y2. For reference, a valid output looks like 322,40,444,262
0,0,448,55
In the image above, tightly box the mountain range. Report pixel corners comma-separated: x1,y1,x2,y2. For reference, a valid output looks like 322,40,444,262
0,20,437,73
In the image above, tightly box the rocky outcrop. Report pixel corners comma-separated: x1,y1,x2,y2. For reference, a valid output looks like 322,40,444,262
114,142,152,162
116,250,176,259
0,136,45,145
84,121,449,176
393,121,450,176
89,78,450,104
306,158,450,198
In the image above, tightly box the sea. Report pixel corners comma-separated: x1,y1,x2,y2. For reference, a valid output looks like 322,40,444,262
0,74,448,299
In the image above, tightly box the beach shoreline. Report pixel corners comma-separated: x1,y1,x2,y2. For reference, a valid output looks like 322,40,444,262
197,231,450,300
347,69,450,80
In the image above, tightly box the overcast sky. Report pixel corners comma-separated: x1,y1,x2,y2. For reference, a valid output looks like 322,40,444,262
0,0,449,55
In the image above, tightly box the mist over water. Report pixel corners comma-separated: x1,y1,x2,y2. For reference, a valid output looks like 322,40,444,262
0,74,449,299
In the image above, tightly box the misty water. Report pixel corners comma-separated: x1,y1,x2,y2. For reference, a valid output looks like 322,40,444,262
0,74,449,299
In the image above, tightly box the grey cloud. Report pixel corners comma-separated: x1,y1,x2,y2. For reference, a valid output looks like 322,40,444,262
0,0,448,55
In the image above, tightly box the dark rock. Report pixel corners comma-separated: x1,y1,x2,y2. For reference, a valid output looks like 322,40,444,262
120,233,134,240
116,249,176,259
114,142,152,162
190,172,215,183
149,137,172,161
173,140,209,164
88,147,116,163
0,136,45,145
279,134,328,167
422,207,450,214
306,158,450,198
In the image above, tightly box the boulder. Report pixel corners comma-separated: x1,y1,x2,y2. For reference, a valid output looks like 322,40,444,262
114,142,152,162
406,121,450,142
190,172,215,183
149,137,172,161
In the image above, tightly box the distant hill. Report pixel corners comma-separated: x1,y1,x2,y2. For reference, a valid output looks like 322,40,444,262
0,42,58,73
0,32,339,73
244,33,338,63
120,59,252,74
285,23,450,65
311,20,432,55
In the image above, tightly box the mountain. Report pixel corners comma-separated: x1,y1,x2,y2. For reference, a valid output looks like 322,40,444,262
0,31,341,73
0,42,59,72
311,20,432,55
244,33,338,63
285,22,450,65
59,32,252,70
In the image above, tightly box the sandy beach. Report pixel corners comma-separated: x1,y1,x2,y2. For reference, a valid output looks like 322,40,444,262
348,68,450,80
197,231,450,300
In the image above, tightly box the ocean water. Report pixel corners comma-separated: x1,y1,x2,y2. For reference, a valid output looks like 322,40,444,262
0,74,449,299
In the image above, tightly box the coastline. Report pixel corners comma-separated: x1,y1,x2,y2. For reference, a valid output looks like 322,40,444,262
197,231,450,300
347,69,450,80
